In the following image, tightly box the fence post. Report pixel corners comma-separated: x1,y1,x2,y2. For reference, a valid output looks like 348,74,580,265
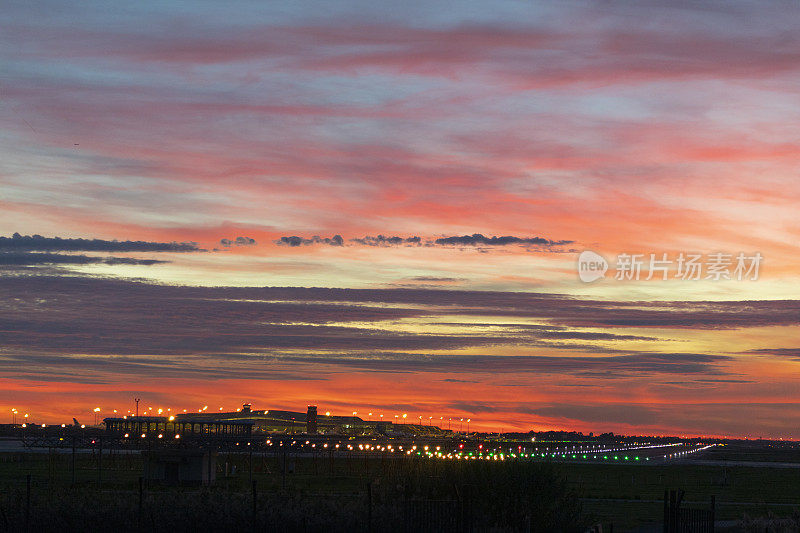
71,436,76,486
207,448,213,486
47,448,52,489
710,495,715,533
367,481,373,533
97,438,102,488
25,474,31,533
671,490,678,533
282,447,287,489
252,479,257,526
663,490,668,533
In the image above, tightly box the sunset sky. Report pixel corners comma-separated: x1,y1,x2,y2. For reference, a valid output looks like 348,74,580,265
2,1,800,438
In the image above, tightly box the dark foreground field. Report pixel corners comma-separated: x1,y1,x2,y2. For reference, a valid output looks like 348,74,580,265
1,445,799,532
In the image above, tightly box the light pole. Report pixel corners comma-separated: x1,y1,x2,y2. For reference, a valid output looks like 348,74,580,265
134,398,140,417
11,409,17,425
93,407,101,425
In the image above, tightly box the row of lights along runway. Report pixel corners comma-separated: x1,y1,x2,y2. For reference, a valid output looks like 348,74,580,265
237,441,714,463
71,431,714,464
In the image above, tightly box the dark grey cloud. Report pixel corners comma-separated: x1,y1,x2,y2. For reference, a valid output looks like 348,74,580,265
532,330,656,341
696,378,755,383
0,347,728,388
0,252,167,266
743,348,800,359
1,275,797,386
0,352,324,384
274,233,572,250
278,351,730,376
220,236,257,246
350,235,422,246
0,233,200,252
276,235,344,246
433,233,573,247
448,400,800,435
661,378,756,385
200,287,800,330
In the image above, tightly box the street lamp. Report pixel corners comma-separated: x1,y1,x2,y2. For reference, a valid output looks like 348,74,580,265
93,407,101,425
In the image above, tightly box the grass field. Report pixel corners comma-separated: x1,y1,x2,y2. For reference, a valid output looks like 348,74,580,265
560,461,800,530
1,447,799,531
